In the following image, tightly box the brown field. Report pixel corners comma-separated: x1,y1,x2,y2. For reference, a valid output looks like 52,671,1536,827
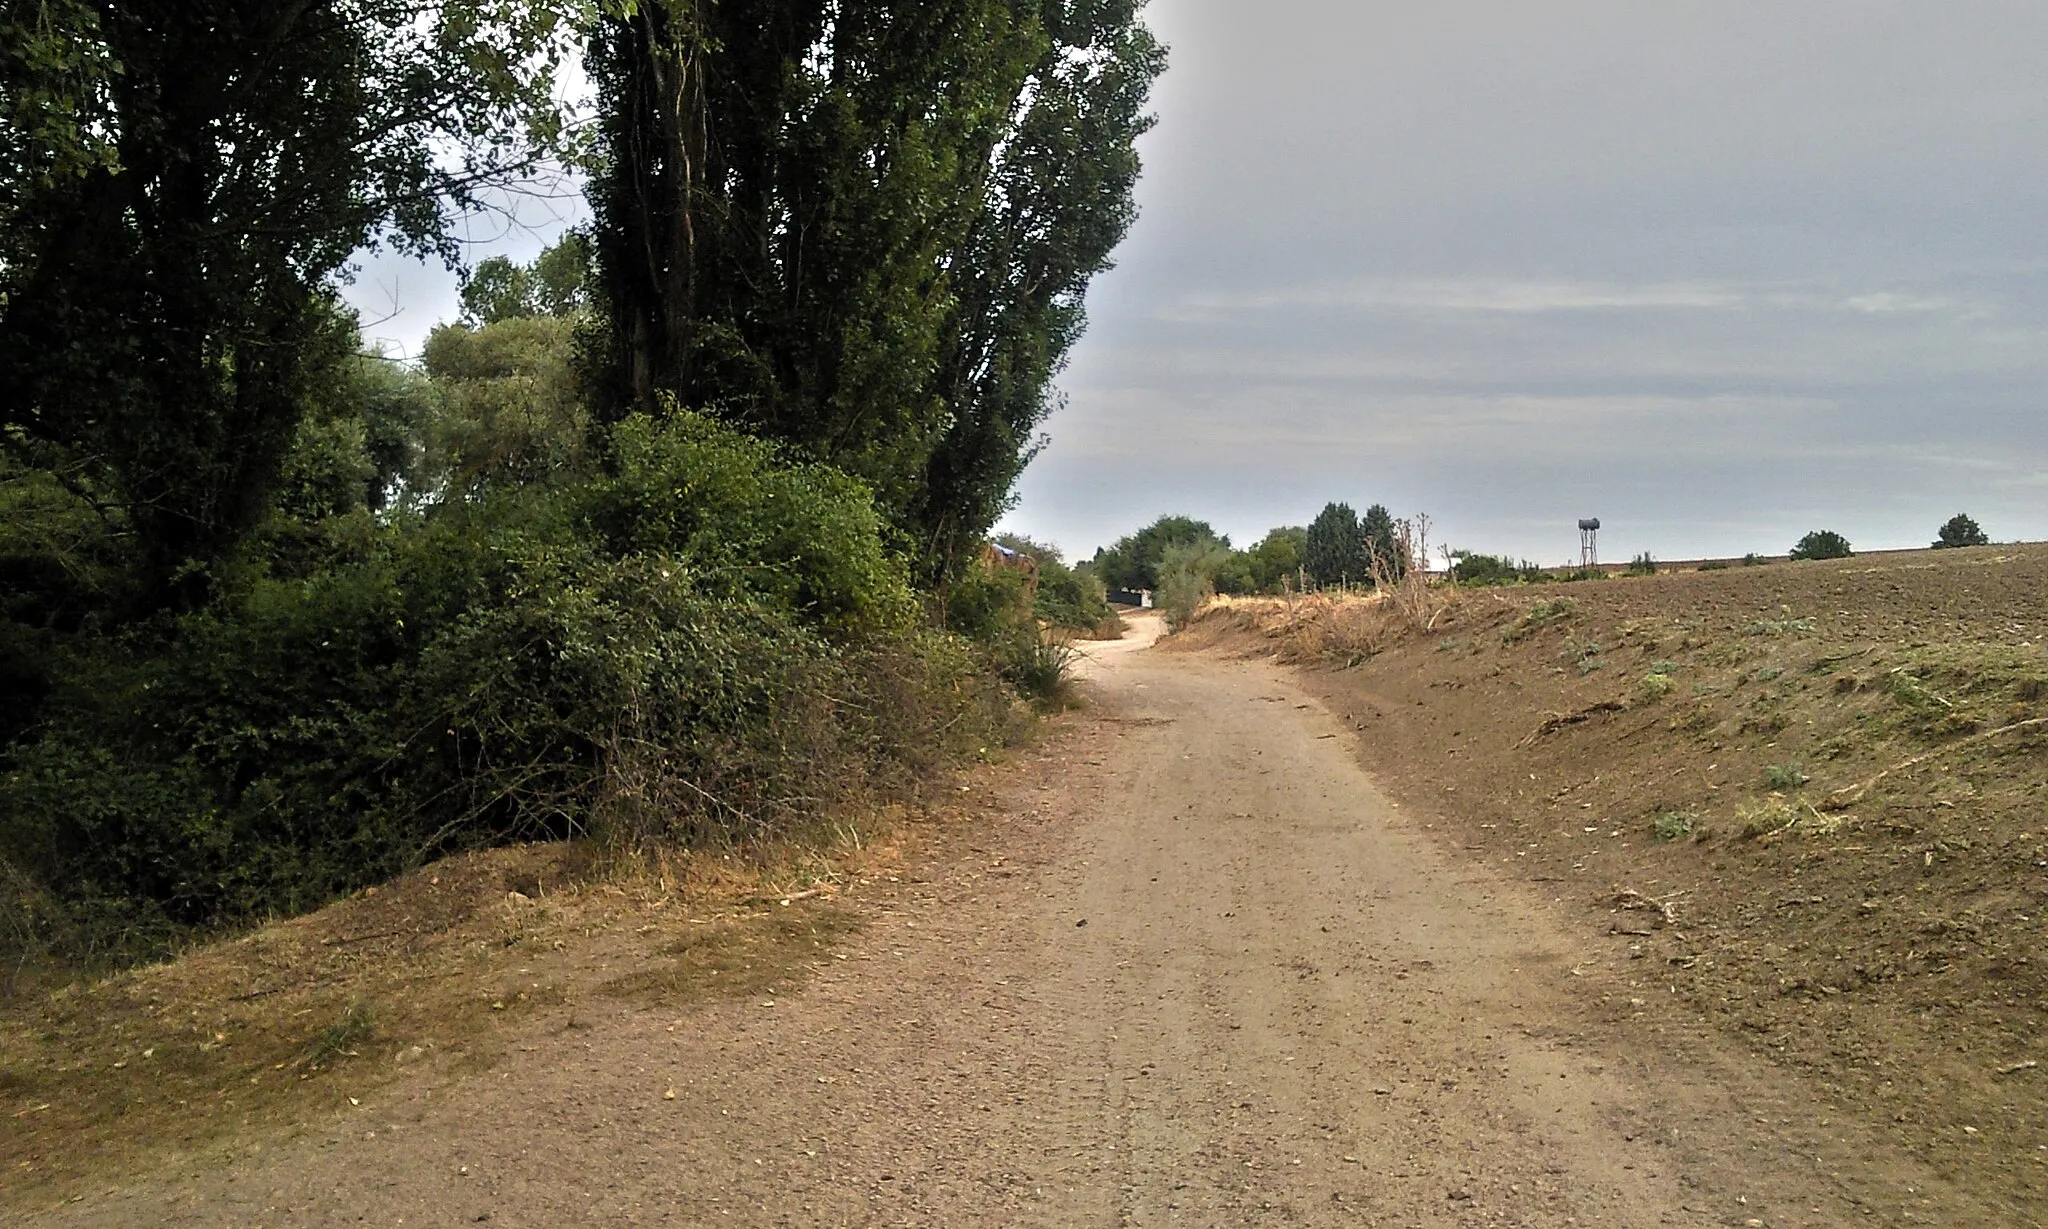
1180,542,2048,1208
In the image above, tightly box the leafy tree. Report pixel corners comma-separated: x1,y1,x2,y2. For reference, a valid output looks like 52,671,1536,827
1932,514,1989,549
421,316,586,493
0,0,576,608
1304,502,1365,587
1789,530,1853,561
585,0,1165,579
1626,552,1658,576
1360,504,1403,583
459,232,594,325
1241,526,1307,593
1091,515,1223,593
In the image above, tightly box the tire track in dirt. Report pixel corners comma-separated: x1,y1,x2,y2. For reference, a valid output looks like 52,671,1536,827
22,625,2003,1226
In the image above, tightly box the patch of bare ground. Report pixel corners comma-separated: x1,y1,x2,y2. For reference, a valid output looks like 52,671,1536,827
1183,543,2048,1211
0,807,941,1207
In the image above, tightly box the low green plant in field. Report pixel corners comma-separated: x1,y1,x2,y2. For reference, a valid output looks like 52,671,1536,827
1762,762,1808,790
1626,552,1657,576
1503,597,1576,644
1651,812,1698,842
1562,638,1605,673
304,1001,375,1070
1638,673,1676,701
1748,611,1817,636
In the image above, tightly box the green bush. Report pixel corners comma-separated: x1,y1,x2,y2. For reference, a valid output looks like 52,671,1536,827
1932,513,1989,550
1,412,997,959
1651,812,1698,842
1789,530,1852,561
1450,553,1544,586
1155,538,1233,631
1626,552,1657,576
1033,560,1114,632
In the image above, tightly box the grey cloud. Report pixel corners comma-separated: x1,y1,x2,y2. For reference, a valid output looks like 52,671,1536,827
1004,0,2048,564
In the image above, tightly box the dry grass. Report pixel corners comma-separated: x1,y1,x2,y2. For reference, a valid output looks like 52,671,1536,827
0,806,922,1208
1189,586,1465,667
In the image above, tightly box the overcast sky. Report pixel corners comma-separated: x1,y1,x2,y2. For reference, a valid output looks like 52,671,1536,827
1002,0,2048,566
350,1,2048,568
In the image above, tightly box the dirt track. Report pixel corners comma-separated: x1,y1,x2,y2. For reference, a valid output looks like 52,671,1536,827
24,616,2011,1226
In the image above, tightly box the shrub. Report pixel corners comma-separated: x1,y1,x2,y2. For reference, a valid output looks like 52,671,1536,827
1789,530,1852,561
0,413,1001,961
1762,762,1808,790
1450,552,1543,586
1156,538,1232,631
1932,514,1989,550
1033,559,1115,632
1626,552,1657,576
1651,812,1697,842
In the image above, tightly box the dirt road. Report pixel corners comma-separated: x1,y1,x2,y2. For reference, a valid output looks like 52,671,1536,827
29,618,2007,1226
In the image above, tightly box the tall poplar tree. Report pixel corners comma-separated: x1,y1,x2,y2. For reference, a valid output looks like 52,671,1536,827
586,0,1164,579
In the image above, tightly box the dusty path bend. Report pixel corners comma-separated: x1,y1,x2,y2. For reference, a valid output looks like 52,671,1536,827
31,620,2000,1226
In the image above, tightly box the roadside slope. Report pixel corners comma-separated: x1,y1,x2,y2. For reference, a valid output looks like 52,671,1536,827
1189,544,2048,1214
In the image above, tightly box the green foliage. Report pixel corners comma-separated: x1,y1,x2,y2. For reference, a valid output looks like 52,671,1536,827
1092,515,1224,594
1502,597,1576,644
987,533,1109,631
1651,812,1698,842
421,316,588,494
1742,552,1768,566
0,1,580,606
459,233,594,325
1155,537,1233,631
1789,530,1852,561
583,413,916,638
1932,513,1989,550
1450,552,1543,586
0,411,985,960
1304,502,1365,587
1626,552,1658,576
1748,612,1817,636
587,0,1165,581
1762,762,1809,790
1038,563,1114,633
1242,526,1308,593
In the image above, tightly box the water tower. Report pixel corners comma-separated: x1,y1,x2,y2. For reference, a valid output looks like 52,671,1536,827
1578,518,1600,568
